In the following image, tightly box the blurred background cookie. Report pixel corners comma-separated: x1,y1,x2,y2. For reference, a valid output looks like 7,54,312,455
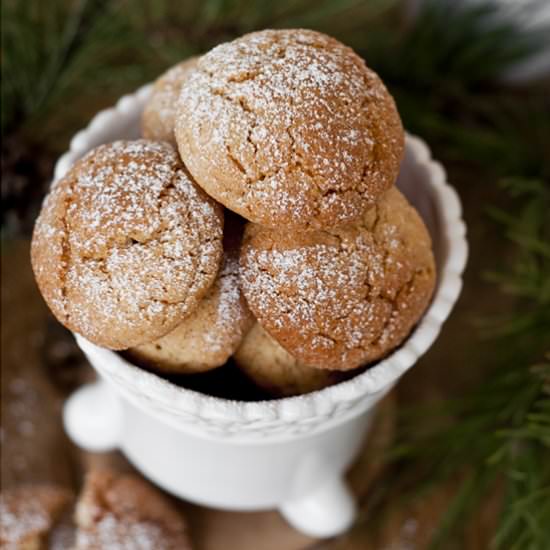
142,57,199,145
240,188,436,371
176,29,403,230
31,140,224,350
0,485,73,549
234,323,344,397
74,470,192,549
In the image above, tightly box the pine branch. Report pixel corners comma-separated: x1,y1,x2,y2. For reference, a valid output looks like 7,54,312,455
32,0,110,119
389,180,550,549
2,0,152,139
359,0,550,180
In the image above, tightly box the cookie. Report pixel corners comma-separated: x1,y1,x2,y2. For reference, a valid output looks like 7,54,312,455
240,188,436,370
127,227,254,373
142,57,199,145
175,28,404,230
234,323,342,397
0,485,72,549
74,470,191,549
31,140,224,350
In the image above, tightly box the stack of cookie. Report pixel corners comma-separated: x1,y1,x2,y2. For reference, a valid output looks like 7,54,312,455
32,29,436,398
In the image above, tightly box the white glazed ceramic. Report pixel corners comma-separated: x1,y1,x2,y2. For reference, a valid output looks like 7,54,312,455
61,84,468,538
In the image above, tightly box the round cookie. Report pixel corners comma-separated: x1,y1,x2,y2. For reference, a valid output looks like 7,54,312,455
142,57,199,145
31,140,224,350
240,187,436,371
234,322,342,397
127,239,254,374
176,28,404,230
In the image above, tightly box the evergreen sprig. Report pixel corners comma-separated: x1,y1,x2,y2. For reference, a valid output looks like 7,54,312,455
483,179,550,343
393,356,550,549
390,177,550,549
1,0,151,137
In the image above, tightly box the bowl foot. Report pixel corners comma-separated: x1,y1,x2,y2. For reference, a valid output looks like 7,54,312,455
279,475,356,537
63,380,121,452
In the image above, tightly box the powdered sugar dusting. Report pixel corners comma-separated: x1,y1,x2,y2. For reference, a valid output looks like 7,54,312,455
31,140,224,350
240,188,436,370
142,57,199,144
242,239,389,354
0,498,50,545
0,487,71,547
74,514,181,549
129,241,254,372
201,252,249,353
176,29,404,229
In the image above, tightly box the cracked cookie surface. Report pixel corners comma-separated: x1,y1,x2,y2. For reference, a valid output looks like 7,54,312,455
175,29,404,230
142,57,199,145
240,188,436,371
31,140,224,350
128,219,254,373
234,322,343,397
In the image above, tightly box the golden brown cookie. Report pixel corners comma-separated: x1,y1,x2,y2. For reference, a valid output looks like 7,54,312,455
234,323,342,397
175,28,404,230
142,57,199,145
127,237,254,374
0,485,72,549
74,470,192,550
240,188,436,371
31,140,224,350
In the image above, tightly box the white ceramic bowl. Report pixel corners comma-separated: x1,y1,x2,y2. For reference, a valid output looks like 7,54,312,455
61,84,467,538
